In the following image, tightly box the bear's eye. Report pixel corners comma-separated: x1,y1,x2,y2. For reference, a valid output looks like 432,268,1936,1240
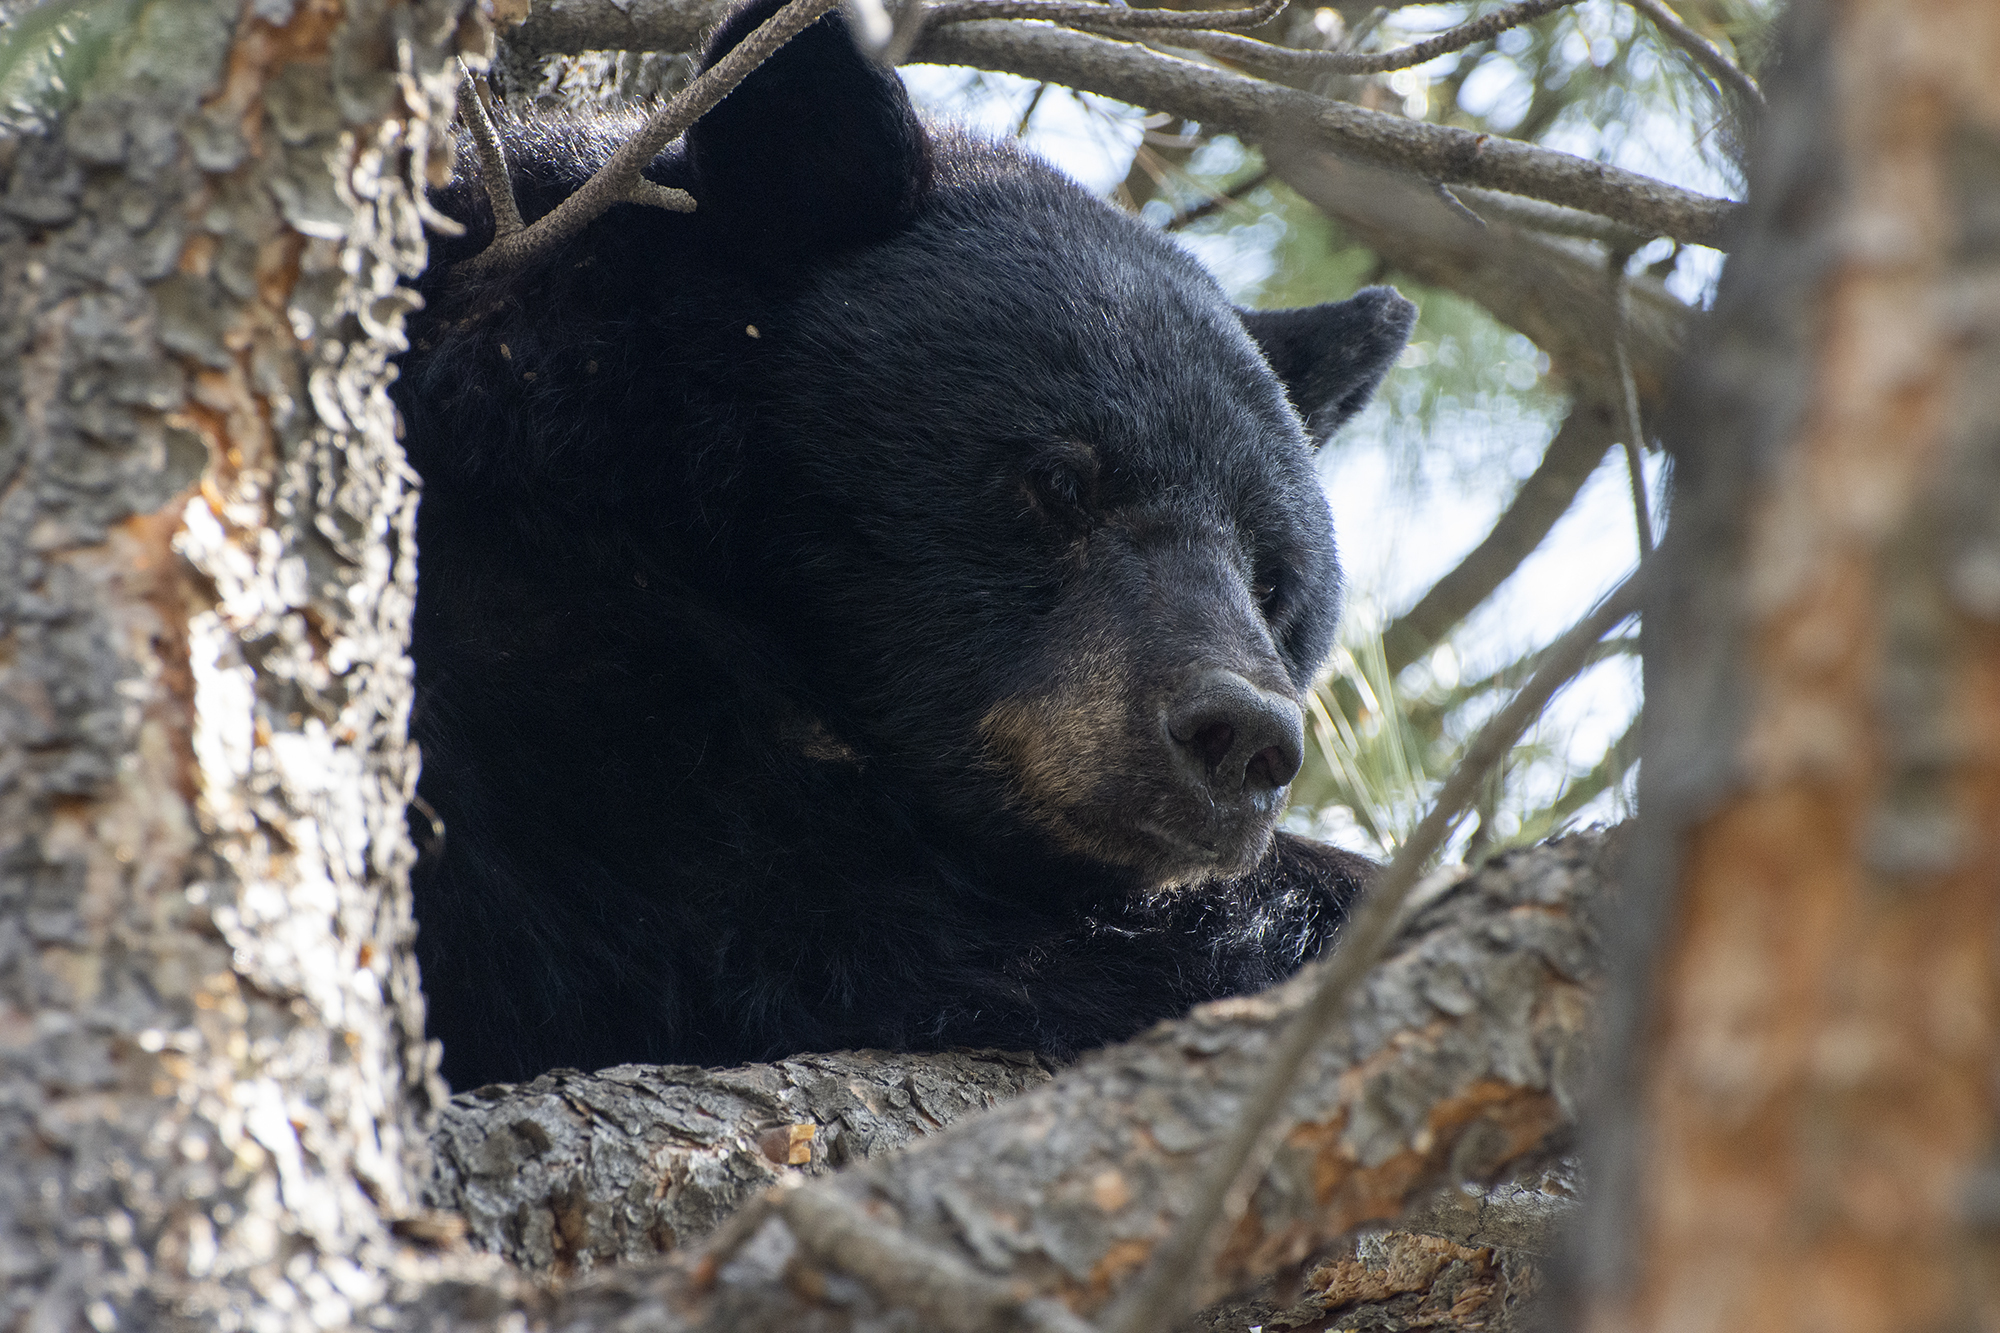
1024,446,1098,532
1251,569,1287,620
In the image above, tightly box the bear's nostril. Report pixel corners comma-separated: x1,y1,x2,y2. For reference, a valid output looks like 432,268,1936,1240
1193,721,1235,769
1244,743,1300,792
1168,671,1305,799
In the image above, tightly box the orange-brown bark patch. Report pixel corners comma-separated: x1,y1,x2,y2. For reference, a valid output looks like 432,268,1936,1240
118,507,203,804
1305,1233,1496,1308
1317,1082,1563,1231
1214,1080,1563,1288
1084,1237,1153,1304
210,0,345,127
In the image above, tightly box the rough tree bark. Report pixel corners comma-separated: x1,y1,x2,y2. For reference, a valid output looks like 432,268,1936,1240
42,0,1991,1328
1571,0,2000,1328
424,1050,1057,1277
0,0,474,1325
0,0,1623,1319
408,832,1613,1331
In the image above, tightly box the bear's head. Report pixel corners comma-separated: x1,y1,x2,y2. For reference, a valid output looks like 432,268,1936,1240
685,0,1414,889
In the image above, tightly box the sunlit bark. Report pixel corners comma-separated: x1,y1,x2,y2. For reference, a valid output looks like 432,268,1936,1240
0,0,471,1323
1575,1,2000,1328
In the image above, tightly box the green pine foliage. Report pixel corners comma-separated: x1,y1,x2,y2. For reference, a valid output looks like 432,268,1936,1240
1,0,147,130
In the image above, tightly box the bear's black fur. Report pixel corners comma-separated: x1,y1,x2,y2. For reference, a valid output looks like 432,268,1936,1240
395,0,1416,1090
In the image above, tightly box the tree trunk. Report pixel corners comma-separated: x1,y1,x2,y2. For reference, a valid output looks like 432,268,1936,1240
1572,0,2000,1327
0,0,472,1324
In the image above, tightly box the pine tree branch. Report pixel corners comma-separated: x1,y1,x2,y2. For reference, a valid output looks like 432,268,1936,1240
1139,0,1580,76
1265,147,1689,417
906,22,1737,246
1380,399,1618,677
406,830,1619,1331
500,0,1743,246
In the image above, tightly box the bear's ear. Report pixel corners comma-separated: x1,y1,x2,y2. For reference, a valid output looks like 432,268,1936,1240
684,0,931,255
1238,287,1418,445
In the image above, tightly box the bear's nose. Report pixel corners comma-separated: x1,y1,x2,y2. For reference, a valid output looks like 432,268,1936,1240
1166,670,1305,797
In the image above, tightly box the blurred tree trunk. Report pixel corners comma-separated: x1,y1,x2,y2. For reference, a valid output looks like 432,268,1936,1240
1573,0,2000,1328
0,0,471,1324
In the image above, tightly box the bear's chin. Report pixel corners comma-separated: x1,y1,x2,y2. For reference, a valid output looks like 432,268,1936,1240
1027,797,1288,890
1134,823,1284,891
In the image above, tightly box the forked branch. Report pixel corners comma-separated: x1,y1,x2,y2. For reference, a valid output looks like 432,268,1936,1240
925,0,1288,32
452,0,840,281
1134,0,1581,76
456,65,523,239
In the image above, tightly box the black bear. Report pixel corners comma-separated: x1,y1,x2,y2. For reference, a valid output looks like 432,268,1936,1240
395,0,1416,1090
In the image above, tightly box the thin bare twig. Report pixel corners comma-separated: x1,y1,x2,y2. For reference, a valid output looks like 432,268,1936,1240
1433,180,1487,228
1452,184,1654,246
1607,251,1656,557
1136,0,1581,76
1628,0,1764,109
1342,4,1388,51
925,0,1287,33
1163,165,1270,230
454,0,838,281
1104,570,1645,1333
455,65,524,239
1012,79,1050,136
